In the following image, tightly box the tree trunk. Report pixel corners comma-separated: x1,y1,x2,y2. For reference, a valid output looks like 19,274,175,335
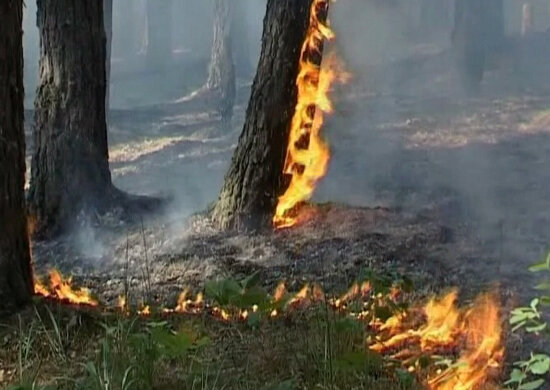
146,0,173,69
452,0,488,92
211,0,314,231
0,0,33,314
486,0,504,55
206,0,236,122
104,0,113,112
232,0,253,78
30,0,113,235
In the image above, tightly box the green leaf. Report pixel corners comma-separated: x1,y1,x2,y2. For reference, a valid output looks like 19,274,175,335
540,296,550,306
526,323,547,333
529,261,549,273
505,368,527,384
518,379,545,390
531,298,540,310
240,272,260,290
535,282,550,291
529,355,550,375
235,286,268,308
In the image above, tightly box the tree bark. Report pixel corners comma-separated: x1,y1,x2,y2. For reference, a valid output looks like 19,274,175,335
452,0,489,91
211,0,314,231
29,0,113,235
206,0,236,122
146,0,173,69
0,0,34,314
104,0,113,112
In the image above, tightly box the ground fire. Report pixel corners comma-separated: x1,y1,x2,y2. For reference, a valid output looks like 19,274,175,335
32,268,503,390
273,0,349,229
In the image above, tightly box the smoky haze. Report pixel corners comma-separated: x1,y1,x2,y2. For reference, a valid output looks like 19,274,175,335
22,0,550,293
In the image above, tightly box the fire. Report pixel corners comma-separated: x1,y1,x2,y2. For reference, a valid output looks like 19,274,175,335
370,291,504,390
273,0,349,229
34,269,98,306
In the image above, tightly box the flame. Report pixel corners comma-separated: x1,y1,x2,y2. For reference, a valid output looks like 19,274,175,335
273,0,349,229
274,281,287,302
34,269,98,306
138,305,151,316
370,291,503,390
428,294,504,390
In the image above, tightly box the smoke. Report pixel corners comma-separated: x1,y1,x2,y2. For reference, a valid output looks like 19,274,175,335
22,0,550,293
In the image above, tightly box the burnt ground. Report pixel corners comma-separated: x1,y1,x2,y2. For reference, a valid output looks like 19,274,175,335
27,37,550,318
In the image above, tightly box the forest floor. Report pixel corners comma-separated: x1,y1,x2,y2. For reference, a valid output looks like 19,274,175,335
4,38,550,389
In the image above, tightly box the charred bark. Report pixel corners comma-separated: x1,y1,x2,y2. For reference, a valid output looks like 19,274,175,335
0,0,34,314
206,0,236,123
211,0,314,231
146,0,173,69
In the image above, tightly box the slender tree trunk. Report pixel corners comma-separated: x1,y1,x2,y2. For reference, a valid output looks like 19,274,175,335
211,0,314,231
0,0,33,314
104,0,113,112
232,0,253,77
146,0,173,69
30,0,113,235
206,0,236,122
452,0,488,92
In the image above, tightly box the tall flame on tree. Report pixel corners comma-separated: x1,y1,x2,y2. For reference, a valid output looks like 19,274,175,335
273,0,348,229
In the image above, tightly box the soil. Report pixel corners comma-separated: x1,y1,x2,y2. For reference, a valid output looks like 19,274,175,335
28,36,550,322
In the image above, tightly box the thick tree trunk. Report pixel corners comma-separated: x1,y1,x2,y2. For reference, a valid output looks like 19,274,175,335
30,0,113,235
452,0,489,91
104,0,113,112
146,0,173,69
0,0,33,314
206,0,236,122
211,0,314,231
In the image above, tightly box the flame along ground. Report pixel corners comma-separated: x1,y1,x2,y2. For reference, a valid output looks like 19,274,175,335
34,269,98,306
34,270,503,390
273,0,350,229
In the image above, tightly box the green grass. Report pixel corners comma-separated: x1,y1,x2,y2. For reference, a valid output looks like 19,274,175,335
0,299,419,390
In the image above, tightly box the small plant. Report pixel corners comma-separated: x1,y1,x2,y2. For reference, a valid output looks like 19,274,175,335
505,253,550,390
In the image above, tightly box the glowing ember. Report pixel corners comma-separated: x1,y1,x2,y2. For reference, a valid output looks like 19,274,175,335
34,269,98,306
273,0,349,229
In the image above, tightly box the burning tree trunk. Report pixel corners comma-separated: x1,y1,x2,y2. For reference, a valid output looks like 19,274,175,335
452,0,489,91
104,0,113,112
30,0,152,236
211,0,320,230
146,0,173,69
206,0,236,122
0,0,34,313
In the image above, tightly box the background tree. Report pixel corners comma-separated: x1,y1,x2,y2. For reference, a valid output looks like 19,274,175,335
452,0,489,91
30,0,156,236
104,0,113,112
146,0,173,69
205,0,236,123
231,0,253,78
0,0,34,313
212,0,314,230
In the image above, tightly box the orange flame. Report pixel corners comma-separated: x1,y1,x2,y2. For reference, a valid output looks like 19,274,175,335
370,291,503,390
34,269,98,306
273,0,349,229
